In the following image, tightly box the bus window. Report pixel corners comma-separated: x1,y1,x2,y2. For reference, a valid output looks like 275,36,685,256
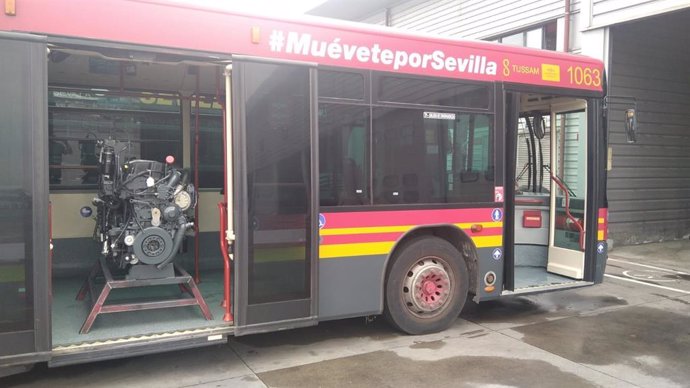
318,70,366,101
376,75,490,109
372,108,493,204
318,104,370,206
192,99,224,188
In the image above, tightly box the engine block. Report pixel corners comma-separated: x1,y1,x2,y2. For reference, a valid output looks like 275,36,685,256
90,139,196,277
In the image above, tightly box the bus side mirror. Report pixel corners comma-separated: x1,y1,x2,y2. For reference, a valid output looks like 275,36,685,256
625,109,637,143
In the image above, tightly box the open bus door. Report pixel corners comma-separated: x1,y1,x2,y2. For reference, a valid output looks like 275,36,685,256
0,32,51,376
547,103,588,279
231,58,318,335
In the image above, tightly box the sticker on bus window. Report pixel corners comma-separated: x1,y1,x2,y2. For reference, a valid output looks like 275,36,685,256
491,208,503,222
423,112,456,120
494,187,504,202
319,213,326,229
492,248,503,261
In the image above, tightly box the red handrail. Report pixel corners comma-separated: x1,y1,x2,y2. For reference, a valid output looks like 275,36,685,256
551,175,585,250
515,198,546,205
218,202,233,322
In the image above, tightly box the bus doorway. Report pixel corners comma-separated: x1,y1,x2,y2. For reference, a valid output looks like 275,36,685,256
46,43,235,357
508,94,589,292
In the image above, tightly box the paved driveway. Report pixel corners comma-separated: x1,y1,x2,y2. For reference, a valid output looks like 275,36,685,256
4,242,690,387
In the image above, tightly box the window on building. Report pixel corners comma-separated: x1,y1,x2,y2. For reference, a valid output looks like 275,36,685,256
372,108,494,204
48,90,182,188
495,21,558,51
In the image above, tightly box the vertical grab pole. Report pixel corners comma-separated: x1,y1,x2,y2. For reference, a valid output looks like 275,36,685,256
193,71,201,284
219,64,234,322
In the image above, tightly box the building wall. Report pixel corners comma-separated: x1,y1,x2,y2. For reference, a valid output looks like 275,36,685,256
606,10,690,244
357,0,580,40
589,0,690,28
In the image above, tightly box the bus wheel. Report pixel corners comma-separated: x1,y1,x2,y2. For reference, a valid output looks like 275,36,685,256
384,237,469,335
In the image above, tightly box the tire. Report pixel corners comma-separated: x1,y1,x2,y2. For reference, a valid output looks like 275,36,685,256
384,236,469,335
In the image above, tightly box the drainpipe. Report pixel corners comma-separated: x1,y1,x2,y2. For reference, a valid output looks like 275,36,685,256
564,0,571,52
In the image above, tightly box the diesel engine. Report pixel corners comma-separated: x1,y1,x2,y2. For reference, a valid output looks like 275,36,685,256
90,139,196,279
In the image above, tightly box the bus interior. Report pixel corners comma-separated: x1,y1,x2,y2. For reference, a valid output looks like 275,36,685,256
511,93,589,292
47,44,233,349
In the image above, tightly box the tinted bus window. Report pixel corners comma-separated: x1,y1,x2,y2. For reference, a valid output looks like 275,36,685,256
373,108,493,204
377,76,490,109
244,62,311,304
318,70,365,101
318,104,370,206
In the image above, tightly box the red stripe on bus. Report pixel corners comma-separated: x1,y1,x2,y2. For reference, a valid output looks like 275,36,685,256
322,232,404,245
322,208,498,228
320,227,503,245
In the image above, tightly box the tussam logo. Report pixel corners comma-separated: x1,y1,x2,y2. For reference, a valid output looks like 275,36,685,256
268,30,498,75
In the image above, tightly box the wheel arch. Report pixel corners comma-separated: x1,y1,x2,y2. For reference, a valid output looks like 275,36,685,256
379,224,480,312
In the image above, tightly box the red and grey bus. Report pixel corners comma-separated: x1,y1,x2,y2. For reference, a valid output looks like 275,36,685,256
0,0,622,376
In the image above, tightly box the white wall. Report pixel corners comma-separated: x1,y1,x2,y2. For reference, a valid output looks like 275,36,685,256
587,0,690,29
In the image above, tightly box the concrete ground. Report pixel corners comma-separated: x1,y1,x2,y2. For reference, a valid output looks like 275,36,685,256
3,241,689,388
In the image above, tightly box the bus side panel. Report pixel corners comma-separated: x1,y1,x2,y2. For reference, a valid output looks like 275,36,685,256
592,98,608,284
317,208,504,319
595,208,608,283
473,247,504,301
318,255,387,320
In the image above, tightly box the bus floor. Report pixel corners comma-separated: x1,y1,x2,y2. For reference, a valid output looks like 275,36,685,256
514,265,578,290
51,272,229,347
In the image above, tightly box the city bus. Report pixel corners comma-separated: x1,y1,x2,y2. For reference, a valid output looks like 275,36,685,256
0,0,616,376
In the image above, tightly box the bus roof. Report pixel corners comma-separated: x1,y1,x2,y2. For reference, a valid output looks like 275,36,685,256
1,0,604,93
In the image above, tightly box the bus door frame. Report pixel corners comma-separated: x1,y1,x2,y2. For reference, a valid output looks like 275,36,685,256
502,89,520,292
502,84,605,291
231,56,319,335
0,32,52,373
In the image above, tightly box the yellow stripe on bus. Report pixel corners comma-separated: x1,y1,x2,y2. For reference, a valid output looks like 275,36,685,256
319,235,503,259
320,241,396,258
320,222,503,236
598,217,605,224
598,230,604,240
472,235,503,248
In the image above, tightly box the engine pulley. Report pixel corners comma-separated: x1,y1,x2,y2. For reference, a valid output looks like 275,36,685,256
133,227,175,266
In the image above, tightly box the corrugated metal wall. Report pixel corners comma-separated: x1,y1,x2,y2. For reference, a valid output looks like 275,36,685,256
590,0,688,28
607,9,690,244
365,0,579,39
360,9,387,25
